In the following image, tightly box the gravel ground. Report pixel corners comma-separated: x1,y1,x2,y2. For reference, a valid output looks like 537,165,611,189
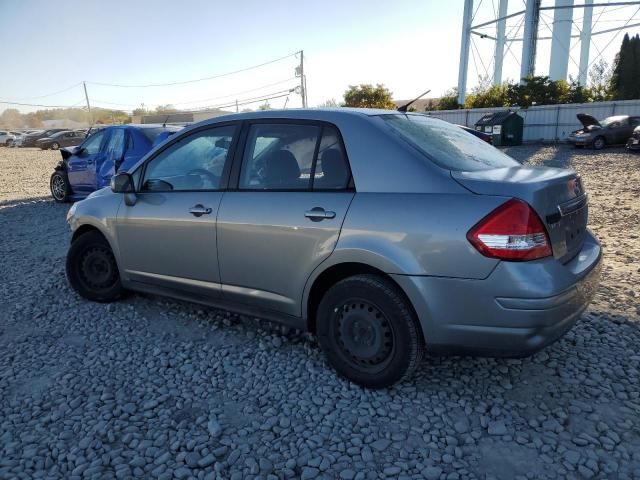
0,145,639,480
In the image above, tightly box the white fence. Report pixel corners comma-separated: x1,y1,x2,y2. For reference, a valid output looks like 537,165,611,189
424,99,640,143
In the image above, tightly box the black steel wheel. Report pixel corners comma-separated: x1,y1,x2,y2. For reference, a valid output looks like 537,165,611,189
66,231,124,302
317,274,424,388
335,299,395,372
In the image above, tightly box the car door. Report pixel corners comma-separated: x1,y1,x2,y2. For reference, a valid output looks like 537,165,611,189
114,123,238,298
610,118,630,144
61,132,74,147
217,121,355,317
67,129,109,193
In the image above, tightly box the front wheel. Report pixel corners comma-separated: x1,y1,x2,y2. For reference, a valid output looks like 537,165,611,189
66,231,124,302
592,136,605,150
50,171,70,203
51,142,60,150
317,274,424,388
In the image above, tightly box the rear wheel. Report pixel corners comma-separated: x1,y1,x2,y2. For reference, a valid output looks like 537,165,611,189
66,231,124,302
317,274,424,388
51,142,60,150
592,136,605,150
50,171,70,203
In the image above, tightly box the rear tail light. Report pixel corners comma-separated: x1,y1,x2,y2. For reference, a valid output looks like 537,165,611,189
467,198,552,261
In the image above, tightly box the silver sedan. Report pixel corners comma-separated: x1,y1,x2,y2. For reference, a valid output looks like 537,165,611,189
66,109,602,388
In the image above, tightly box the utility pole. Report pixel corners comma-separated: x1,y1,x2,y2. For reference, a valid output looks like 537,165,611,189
235,99,239,113
298,50,307,108
83,81,93,125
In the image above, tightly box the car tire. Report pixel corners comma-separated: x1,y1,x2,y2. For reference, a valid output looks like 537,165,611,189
66,231,125,303
317,274,424,389
592,136,605,150
50,171,70,203
51,142,60,150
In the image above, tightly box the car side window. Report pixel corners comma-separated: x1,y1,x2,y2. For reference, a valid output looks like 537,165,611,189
142,125,236,192
240,124,321,190
81,130,106,155
313,126,350,190
104,129,126,159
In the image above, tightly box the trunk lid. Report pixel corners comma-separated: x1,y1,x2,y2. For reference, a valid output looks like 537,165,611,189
577,113,601,129
452,166,588,263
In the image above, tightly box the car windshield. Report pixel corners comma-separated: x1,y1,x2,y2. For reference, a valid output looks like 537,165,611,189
600,116,626,127
380,114,519,171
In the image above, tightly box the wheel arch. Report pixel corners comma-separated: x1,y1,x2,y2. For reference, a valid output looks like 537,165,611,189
304,261,422,338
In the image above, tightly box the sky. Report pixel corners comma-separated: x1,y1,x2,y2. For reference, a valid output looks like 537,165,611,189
1,0,639,113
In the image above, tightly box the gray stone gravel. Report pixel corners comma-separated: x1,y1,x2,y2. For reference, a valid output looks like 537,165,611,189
0,145,639,479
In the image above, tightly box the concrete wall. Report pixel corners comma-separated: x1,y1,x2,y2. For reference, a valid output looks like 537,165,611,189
425,99,640,142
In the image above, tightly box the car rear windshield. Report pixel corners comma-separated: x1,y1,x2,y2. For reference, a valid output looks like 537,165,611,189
380,114,519,171
140,127,181,143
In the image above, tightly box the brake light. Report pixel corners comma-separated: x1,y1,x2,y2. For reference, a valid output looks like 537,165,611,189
467,198,552,261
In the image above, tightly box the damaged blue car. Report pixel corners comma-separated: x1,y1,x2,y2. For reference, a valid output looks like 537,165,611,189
50,124,182,202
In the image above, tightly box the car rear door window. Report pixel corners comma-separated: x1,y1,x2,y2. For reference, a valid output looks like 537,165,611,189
313,127,350,190
104,129,126,160
239,124,321,190
142,125,236,192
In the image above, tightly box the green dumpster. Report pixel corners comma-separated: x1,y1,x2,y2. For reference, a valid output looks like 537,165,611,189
474,111,523,146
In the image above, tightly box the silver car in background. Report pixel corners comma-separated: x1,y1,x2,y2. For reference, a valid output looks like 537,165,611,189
66,109,602,388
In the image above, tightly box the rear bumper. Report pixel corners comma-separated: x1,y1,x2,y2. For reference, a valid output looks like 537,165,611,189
393,231,602,356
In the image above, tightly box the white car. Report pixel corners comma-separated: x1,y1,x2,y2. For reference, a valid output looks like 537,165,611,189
10,132,24,147
0,131,17,146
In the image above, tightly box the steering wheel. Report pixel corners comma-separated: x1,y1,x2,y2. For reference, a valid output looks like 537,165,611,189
187,168,219,186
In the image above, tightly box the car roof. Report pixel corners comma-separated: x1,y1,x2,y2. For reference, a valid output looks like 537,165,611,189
193,108,404,125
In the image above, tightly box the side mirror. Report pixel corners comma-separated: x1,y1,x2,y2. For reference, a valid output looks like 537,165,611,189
76,147,86,156
111,172,135,193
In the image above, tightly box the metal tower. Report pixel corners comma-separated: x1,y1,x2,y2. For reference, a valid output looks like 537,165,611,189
457,0,640,105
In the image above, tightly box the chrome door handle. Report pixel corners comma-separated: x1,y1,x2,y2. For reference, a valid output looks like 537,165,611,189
305,207,336,221
189,204,212,217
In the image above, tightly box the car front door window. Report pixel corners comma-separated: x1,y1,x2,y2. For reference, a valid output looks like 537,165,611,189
142,126,235,192
81,130,106,155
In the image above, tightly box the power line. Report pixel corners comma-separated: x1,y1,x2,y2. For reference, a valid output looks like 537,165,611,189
5,82,83,101
87,51,300,88
0,99,86,108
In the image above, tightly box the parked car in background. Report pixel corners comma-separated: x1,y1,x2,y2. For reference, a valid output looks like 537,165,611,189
0,130,17,146
21,128,67,147
568,113,640,149
626,125,640,151
9,132,24,147
458,124,493,144
37,130,86,150
65,109,602,388
50,124,181,203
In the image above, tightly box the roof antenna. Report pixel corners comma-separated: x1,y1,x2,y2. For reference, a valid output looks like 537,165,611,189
162,114,170,128
398,89,431,113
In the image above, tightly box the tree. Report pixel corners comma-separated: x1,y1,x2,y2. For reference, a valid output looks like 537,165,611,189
428,88,459,110
318,98,339,108
610,33,640,100
0,109,23,128
155,104,177,114
343,84,396,109
132,107,148,116
258,101,271,111
588,59,612,101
